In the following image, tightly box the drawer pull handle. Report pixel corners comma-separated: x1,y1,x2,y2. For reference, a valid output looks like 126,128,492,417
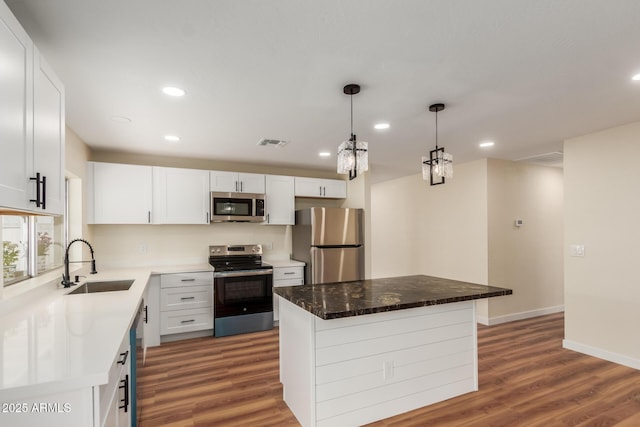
283,272,296,275
117,350,128,365
181,278,196,282
180,296,196,300
181,319,195,324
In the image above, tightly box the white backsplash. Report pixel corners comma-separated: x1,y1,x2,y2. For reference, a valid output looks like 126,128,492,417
90,223,292,269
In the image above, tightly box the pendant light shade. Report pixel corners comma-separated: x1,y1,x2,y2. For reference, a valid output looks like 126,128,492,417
337,84,368,180
422,103,453,185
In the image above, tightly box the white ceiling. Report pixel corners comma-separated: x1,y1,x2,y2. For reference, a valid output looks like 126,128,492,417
7,0,640,183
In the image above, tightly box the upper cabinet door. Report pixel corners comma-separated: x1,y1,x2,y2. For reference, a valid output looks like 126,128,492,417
0,2,33,211
264,175,294,225
294,177,323,197
33,47,65,215
210,170,238,192
88,162,153,224
238,173,265,194
210,171,265,193
153,167,210,224
322,179,347,199
294,177,346,198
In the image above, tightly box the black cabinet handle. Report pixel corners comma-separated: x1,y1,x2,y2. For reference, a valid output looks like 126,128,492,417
180,278,196,282
117,350,128,365
119,374,129,413
181,319,195,324
144,305,148,324
283,272,295,275
180,296,195,300
30,172,42,207
41,175,46,210
148,211,151,223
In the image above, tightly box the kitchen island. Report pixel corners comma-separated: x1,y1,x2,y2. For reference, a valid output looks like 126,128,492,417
274,275,512,427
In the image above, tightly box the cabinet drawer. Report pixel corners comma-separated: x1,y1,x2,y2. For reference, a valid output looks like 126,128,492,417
99,333,129,422
273,266,303,281
274,278,303,287
160,307,214,335
160,285,212,311
160,271,212,288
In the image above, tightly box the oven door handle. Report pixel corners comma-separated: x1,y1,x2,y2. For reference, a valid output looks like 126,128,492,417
214,269,273,278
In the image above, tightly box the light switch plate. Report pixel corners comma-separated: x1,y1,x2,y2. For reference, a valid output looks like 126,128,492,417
570,244,585,257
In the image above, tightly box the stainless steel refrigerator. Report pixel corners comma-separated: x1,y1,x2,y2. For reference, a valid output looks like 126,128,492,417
292,207,364,285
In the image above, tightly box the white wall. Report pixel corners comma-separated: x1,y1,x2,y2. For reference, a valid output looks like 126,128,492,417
370,159,489,284
563,121,640,368
370,158,565,325
487,159,564,323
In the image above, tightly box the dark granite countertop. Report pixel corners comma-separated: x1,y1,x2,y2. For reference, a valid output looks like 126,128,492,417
273,275,513,320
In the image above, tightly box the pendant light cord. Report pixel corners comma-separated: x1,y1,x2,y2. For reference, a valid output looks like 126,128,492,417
435,109,438,150
350,93,354,140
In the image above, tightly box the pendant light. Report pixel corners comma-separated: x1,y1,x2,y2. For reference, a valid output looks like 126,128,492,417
337,84,368,180
422,103,453,185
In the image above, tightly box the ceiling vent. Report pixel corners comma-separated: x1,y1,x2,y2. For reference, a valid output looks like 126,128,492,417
515,151,563,168
257,138,289,148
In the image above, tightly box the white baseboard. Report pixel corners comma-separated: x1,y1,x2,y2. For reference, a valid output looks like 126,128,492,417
563,339,640,370
476,305,564,326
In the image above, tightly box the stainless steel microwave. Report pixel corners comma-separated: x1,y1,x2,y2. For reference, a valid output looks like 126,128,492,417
210,192,266,222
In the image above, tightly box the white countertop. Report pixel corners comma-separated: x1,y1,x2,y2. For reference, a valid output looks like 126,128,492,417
264,258,305,268
0,264,212,402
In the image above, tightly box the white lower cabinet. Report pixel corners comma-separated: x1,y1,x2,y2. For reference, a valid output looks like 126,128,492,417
144,275,161,347
2,330,131,427
99,333,131,427
159,272,214,336
273,265,304,323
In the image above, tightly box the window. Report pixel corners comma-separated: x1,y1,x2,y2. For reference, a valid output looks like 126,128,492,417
35,215,65,274
2,215,65,287
2,216,29,286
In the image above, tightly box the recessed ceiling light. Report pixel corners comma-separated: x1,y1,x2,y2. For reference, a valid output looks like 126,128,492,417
319,151,331,157
479,141,495,148
162,86,185,97
111,115,131,123
632,73,640,81
374,123,390,130
164,135,181,142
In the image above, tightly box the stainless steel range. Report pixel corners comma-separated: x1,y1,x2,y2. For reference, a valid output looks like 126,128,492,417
210,244,273,337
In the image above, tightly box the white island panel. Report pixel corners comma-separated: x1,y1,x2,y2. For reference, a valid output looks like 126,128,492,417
279,299,478,427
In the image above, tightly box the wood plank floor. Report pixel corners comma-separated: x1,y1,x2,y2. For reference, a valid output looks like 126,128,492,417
138,313,640,426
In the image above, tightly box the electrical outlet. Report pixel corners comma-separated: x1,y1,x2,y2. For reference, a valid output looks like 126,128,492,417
570,244,585,257
264,242,273,250
139,244,148,254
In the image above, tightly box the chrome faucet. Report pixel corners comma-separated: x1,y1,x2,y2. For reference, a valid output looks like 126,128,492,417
61,238,97,288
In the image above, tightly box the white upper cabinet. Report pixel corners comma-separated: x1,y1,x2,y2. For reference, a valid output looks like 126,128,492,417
210,170,265,194
0,2,33,211
33,47,65,215
264,175,294,225
0,3,64,214
153,167,210,224
87,162,153,224
294,177,347,199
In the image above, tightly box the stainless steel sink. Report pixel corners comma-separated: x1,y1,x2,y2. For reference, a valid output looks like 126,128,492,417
67,279,135,295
